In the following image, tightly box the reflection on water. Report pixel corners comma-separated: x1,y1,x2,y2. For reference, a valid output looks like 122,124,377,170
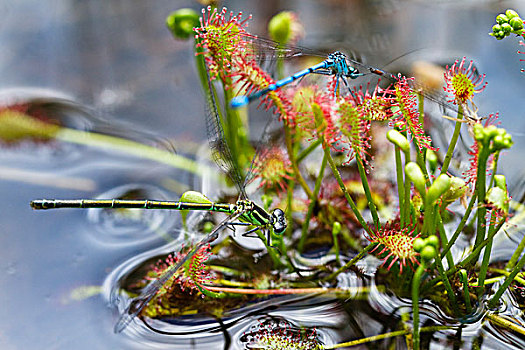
2,0,525,349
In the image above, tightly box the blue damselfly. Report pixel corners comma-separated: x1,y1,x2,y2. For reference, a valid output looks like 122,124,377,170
230,35,461,116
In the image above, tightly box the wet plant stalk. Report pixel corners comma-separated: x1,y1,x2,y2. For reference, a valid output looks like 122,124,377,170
322,326,450,349
442,192,478,257
412,262,426,350
255,230,284,269
459,269,472,314
296,139,321,163
474,147,491,261
317,134,373,236
478,211,498,291
436,211,455,268
506,232,525,270
57,128,203,175
355,152,380,230
323,242,376,282
486,313,525,337
440,104,464,175
285,125,313,199
488,239,525,309
425,217,507,293
299,153,327,252
394,146,406,226
434,251,460,316
488,268,525,286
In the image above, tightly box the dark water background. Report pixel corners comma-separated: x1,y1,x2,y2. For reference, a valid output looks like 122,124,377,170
1,0,525,348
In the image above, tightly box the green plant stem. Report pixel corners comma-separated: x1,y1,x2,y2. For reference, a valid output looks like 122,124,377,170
488,151,500,189
223,87,247,176
404,163,413,226
483,276,504,285
434,253,460,316
486,313,525,337
489,268,525,286
204,285,379,297
418,93,425,126
322,242,376,282
488,242,525,309
394,146,406,226
422,200,435,235
322,143,373,237
284,126,313,199
285,177,295,238
416,146,430,186
478,211,498,292
355,152,380,230
255,230,284,269
440,104,464,175
415,93,429,185
412,262,426,350
322,326,450,349
193,39,209,98
462,217,506,269
442,192,478,257
474,147,490,261
506,227,525,270
333,228,341,265
459,269,472,314
425,217,507,293
298,153,327,252
296,139,321,164
57,128,203,175
436,211,454,268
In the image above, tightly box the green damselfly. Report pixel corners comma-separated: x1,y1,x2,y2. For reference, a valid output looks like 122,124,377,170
30,59,286,333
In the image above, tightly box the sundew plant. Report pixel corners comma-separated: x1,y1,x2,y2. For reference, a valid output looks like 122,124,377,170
119,6,525,350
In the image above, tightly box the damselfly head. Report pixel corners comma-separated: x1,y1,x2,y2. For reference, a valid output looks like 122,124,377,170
271,208,286,234
328,51,346,61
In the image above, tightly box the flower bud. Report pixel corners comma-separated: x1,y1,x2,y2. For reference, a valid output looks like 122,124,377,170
413,237,425,252
496,14,509,24
441,176,466,206
494,174,507,191
420,245,437,262
405,162,426,197
426,149,438,173
166,9,200,40
268,11,303,45
486,187,509,215
501,23,512,35
332,221,342,235
427,174,451,205
510,17,524,31
506,9,519,20
386,129,410,153
426,235,440,249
